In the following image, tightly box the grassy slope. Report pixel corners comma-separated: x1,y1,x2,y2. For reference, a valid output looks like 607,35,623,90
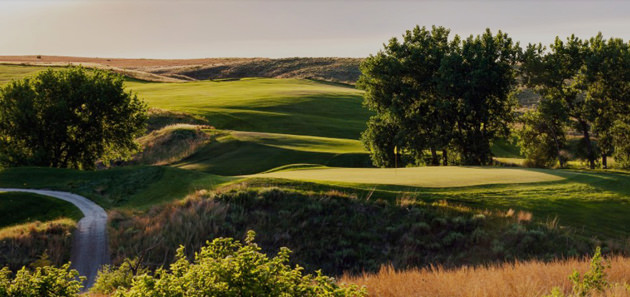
0,192,82,228
174,130,371,175
126,78,371,139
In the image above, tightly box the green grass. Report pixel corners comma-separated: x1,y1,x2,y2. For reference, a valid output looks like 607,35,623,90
0,64,47,85
125,78,371,139
173,130,371,175
253,166,566,188
238,168,630,239
0,166,235,209
0,192,82,228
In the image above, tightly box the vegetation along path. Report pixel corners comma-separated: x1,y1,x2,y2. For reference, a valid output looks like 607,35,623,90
0,188,108,289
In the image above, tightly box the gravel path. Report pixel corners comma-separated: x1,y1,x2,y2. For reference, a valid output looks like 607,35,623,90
0,188,109,289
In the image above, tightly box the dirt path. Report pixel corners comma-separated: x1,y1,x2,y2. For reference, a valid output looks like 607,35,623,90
0,188,109,289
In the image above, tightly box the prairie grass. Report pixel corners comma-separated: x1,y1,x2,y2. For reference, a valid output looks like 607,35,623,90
107,187,590,276
343,256,630,297
0,218,76,270
136,124,210,165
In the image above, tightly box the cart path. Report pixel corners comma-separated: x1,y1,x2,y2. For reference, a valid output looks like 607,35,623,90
0,188,109,289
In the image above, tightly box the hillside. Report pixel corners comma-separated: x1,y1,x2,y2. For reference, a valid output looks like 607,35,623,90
0,56,363,84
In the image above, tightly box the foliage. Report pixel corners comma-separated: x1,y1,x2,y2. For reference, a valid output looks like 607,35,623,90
521,33,630,169
0,264,84,296
91,258,149,295
0,67,147,170
544,247,610,297
106,231,366,297
612,116,630,169
517,108,568,168
358,26,519,166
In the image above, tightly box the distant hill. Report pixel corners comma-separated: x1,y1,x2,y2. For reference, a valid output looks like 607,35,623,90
0,56,363,84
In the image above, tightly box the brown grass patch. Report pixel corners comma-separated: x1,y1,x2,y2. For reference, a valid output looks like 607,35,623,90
0,218,76,270
136,124,210,165
343,256,630,297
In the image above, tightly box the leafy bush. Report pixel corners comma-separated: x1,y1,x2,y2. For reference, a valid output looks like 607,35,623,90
544,247,609,297
100,231,366,297
0,264,84,296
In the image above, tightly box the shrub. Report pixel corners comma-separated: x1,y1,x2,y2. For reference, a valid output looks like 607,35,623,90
544,247,610,297
0,264,84,296
104,231,366,297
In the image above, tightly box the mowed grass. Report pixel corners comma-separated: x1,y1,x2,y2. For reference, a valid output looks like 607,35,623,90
173,130,371,175
125,78,371,139
253,166,565,187
0,192,82,228
0,64,46,85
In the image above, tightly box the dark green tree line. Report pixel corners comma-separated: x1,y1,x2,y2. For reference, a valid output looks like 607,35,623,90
359,26,519,167
520,33,630,169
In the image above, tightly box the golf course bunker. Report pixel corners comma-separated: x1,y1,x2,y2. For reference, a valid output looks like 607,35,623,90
256,167,565,188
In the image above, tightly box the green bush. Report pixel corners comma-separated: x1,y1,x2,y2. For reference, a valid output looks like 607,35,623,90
0,264,84,296
544,247,609,297
104,231,366,297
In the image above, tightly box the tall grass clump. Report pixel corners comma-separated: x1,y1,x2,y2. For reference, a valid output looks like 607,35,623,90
108,187,590,276
0,219,75,270
135,124,210,165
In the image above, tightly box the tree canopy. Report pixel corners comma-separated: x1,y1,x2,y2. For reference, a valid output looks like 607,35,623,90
359,26,519,166
0,67,147,170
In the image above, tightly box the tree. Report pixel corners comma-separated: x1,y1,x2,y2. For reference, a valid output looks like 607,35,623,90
517,107,568,168
359,25,455,166
0,67,147,170
438,29,520,165
359,26,519,167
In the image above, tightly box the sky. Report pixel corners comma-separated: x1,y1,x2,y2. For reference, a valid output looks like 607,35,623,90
0,0,629,59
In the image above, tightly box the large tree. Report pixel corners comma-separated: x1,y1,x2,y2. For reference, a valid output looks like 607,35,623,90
0,67,147,170
359,26,519,167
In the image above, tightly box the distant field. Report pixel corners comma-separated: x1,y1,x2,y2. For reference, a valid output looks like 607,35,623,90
253,166,566,187
0,192,82,228
126,78,370,139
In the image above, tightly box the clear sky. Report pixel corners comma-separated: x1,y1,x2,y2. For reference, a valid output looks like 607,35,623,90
0,0,628,59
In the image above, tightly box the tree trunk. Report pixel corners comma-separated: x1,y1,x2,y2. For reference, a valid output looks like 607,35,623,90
579,120,596,169
442,149,448,166
430,147,439,166
602,154,608,169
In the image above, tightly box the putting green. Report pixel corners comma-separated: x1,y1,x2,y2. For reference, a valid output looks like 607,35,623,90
253,166,567,188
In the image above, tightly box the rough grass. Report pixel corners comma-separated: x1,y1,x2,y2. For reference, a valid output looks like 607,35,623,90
0,218,76,270
253,166,566,187
107,187,589,276
343,255,630,297
0,192,82,228
173,130,371,175
125,78,370,139
136,124,210,165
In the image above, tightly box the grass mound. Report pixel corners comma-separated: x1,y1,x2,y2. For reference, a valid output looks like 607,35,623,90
0,218,76,270
0,192,82,228
108,187,589,276
136,124,210,165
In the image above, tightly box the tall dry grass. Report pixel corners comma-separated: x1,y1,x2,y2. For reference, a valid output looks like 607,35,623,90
0,218,76,270
343,256,630,297
136,124,209,165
